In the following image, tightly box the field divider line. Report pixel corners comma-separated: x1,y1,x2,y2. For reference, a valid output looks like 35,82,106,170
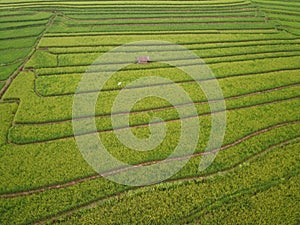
43,29,279,37
49,42,300,55
0,22,49,31
49,44,300,55
38,53,300,83
277,24,300,31
0,17,54,24
8,95,300,144
50,12,256,18
0,1,249,8
62,15,260,22
0,6,255,13
254,2,300,12
179,168,300,223
0,13,56,100
39,37,300,47
19,9,257,16
35,68,300,97
36,66,300,77
15,82,300,126
4,100,20,146
0,47,31,52
266,16,300,24
46,30,279,36
35,54,300,72
2,120,300,199
2,4,253,11
0,12,39,18
30,136,300,225
259,9,300,18
58,20,269,27
0,34,44,41
0,58,26,67
44,27,275,34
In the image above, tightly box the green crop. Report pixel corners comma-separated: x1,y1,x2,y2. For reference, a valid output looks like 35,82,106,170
0,48,31,65
0,1,300,224
0,62,22,81
39,33,295,47
0,132,298,225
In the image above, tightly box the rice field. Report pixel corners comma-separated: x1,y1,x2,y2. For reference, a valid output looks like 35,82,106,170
0,0,299,224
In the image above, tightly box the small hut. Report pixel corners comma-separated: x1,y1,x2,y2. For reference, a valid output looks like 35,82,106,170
137,56,150,64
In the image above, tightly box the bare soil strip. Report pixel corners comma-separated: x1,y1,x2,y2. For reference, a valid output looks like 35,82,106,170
31,136,300,225
1,120,299,199
9,96,300,145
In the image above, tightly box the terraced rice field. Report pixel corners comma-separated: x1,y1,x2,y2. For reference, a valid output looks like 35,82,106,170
0,0,299,224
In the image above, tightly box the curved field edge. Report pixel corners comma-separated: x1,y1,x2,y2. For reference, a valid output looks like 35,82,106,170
7,89,300,145
0,136,297,225
0,1,299,225
0,12,56,99
4,56,300,125
0,119,299,200
48,140,300,225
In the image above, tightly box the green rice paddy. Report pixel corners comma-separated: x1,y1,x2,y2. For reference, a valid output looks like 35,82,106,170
0,0,299,224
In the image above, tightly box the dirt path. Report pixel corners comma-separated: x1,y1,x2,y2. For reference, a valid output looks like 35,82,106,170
1,119,299,199
32,136,300,225
0,13,57,100
26,82,300,125
8,96,300,145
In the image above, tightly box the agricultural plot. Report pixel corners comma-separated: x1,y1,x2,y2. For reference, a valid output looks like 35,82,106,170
0,0,299,224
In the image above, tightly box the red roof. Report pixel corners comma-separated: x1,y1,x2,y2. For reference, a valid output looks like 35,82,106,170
138,56,150,63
